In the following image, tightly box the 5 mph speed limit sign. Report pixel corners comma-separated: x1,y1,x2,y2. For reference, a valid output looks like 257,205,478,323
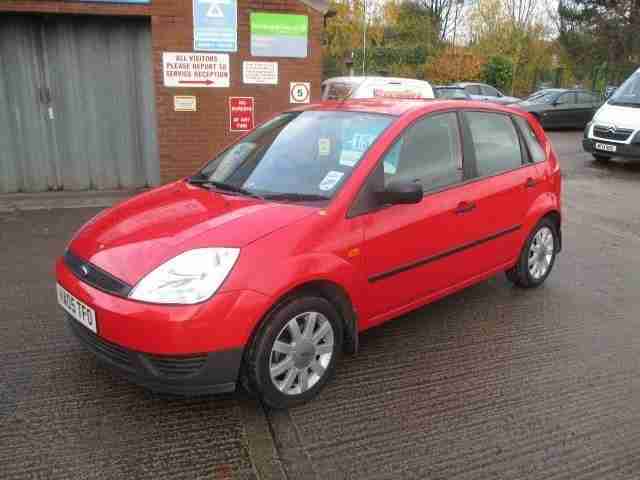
290,82,311,104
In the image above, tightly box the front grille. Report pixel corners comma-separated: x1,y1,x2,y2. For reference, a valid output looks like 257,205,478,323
593,125,633,141
67,316,134,371
147,354,208,378
64,250,132,297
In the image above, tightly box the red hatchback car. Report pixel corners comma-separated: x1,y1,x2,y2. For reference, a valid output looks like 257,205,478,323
56,99,561,408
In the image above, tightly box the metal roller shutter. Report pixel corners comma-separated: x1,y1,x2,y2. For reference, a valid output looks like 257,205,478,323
0,15,159,193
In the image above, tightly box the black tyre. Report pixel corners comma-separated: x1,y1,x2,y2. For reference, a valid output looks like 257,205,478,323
506,218,558,288
244,296,343,409
592,153,611,162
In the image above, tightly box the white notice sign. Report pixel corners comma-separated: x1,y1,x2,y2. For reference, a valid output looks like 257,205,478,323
243,61,278,85
163,52,230,88
174,96,197,112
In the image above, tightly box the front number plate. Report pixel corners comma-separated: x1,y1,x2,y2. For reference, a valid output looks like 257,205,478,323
57,284,97,333
595,142,616,152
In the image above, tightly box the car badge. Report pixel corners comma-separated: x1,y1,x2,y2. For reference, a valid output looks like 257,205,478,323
80,265,90,277
607,125,617,134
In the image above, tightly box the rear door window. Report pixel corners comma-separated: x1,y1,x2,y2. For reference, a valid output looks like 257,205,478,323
464,112,523,176
513,116,546,163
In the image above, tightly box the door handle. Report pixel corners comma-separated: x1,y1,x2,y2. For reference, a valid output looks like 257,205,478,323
525,177,538,188
454,201,476,214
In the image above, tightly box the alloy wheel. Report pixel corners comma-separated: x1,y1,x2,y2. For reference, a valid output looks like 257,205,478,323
528,226,554,280
269,311,334,396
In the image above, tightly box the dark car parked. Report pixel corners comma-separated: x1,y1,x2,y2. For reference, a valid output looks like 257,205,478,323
522,88,559,102
433,85,471,100
516,89,602,129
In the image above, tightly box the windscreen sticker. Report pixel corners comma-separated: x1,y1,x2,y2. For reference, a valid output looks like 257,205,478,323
319,170,344,191
318,138,331,156
351,133,375,151
383,160,397,175
339,150,361,167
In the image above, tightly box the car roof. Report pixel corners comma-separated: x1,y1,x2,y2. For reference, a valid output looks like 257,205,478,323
435,85,465,89
290,98,525,117
553,89,596,94
530,88,564,95
322,76,432,86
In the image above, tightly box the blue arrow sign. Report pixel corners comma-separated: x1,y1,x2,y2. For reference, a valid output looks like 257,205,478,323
193,0,238,52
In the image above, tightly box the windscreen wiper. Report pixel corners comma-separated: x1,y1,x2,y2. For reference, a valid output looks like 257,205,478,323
187,175,264,200
262,192,330,202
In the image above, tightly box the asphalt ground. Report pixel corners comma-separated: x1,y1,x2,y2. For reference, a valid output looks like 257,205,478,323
2,130,640,479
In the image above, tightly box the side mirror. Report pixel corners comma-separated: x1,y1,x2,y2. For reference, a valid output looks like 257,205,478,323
376,180,423,205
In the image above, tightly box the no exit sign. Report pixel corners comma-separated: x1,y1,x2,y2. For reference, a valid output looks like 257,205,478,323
229,97,255,132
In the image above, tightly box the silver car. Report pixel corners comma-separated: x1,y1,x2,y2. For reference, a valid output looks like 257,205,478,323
453,82,521,105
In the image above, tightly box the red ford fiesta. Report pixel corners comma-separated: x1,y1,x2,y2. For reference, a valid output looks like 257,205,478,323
56,99,561,408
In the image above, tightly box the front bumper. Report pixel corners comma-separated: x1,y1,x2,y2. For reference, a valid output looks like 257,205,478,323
66,314,242,395
56,257,272,355
583,139,640,158
56,255,274,394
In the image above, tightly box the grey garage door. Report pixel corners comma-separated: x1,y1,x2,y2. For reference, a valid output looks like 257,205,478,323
0,15,159,193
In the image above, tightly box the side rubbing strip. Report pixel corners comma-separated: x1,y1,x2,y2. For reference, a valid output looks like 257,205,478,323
368,224,522,283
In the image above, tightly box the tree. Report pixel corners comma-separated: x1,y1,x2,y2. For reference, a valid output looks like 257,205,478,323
424,47,485,83
557,0,640,86
415,0,466,41
467,0,553,94
383,0,439,46
323,0,442,78
323,0,384,76
481,55,513,91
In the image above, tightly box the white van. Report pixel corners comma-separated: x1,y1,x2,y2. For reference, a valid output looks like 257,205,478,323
583,67,640,161
321,76,434,101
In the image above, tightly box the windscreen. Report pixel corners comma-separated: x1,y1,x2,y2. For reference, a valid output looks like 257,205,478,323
199,111,394,200
608,71,640,107
323,81,362,100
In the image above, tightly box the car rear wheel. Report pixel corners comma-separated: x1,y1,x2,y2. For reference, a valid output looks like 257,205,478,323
592,153,611,162
506,218,557,288
244,296,343,409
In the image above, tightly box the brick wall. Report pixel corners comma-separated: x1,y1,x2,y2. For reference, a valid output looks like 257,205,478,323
1,0,324,184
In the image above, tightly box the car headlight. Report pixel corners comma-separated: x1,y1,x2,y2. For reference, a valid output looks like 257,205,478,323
129,248,240,304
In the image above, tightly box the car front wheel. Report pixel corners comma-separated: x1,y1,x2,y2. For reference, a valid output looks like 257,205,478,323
244,296,343,409
506,218,558,288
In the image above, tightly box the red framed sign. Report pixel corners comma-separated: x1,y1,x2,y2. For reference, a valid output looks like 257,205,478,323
229,97,255,132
